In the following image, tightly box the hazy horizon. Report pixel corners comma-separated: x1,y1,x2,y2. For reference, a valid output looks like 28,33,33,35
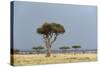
12,1,97,51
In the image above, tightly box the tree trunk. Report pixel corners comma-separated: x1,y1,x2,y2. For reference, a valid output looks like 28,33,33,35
46,46,51,57
45,40,51,57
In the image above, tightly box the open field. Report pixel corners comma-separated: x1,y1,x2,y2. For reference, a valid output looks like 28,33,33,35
11,53,97,66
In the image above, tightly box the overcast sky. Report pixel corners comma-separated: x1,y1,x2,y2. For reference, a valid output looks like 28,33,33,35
13,1,97,51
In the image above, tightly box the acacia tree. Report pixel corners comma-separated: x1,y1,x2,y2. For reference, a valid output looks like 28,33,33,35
13,49,20,54
72,45,81,54
59,46,70,54
32,46,44,54
37,22,65,57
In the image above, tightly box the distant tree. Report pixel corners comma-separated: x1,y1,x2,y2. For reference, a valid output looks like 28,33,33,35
59,46,70,54
72,45,81,50
13,49,20,54
32,46,44,54
72,45,81,54
37,22,65,57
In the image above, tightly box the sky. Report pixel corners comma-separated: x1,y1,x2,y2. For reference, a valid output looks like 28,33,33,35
13,1,97,51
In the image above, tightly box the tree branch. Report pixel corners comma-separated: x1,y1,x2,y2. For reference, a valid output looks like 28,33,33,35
51,33,58,44
43,35,46,40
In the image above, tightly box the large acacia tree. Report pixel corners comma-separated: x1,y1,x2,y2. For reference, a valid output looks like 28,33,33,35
37,22,65,57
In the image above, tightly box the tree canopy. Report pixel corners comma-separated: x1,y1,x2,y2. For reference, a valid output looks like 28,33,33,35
37,22,65,45
59,46,70,49
72,45,81,49
37,22,65,35
32,46,44,50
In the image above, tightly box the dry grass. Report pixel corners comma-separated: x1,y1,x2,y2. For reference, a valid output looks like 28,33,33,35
11,53,97,66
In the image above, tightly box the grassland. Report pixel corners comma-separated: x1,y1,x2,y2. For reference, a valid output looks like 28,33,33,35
11,53,97,66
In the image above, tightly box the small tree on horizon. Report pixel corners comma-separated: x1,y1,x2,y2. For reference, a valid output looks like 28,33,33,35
72,45,81,54
37,22,65,57
13,49,20,54
59,46,70,54
32,46,44,54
